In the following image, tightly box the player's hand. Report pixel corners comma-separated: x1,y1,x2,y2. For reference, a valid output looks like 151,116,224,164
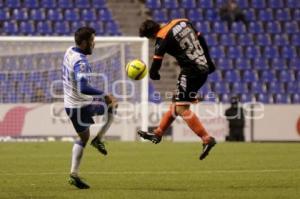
150,72,160,80
104,94,118,108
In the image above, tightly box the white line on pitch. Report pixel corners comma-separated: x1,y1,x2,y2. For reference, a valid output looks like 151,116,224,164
0,169,299,176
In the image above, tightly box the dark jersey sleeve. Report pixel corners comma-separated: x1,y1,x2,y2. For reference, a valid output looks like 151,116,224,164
149,38,168,80
197,34,216,74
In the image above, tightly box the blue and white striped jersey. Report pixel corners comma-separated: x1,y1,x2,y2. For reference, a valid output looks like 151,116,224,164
62,46,93,108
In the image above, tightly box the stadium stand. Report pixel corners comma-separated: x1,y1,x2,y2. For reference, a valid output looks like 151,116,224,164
0,0,299,104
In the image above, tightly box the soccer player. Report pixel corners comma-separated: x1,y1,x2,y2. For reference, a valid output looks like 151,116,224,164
63,27,117,189
138,19,216,160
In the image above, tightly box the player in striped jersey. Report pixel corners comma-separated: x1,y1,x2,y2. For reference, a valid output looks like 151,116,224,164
63,27,117,189
138,19,216,160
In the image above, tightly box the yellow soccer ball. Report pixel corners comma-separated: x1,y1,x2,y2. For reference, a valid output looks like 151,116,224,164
125,59,147,80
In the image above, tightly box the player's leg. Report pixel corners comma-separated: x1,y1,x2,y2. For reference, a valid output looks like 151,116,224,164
138,104,177,144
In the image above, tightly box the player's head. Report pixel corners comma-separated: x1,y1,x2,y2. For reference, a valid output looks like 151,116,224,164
75,27,96,55
139,20,160,39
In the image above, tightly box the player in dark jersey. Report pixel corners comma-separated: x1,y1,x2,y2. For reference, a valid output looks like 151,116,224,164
138,19,216,160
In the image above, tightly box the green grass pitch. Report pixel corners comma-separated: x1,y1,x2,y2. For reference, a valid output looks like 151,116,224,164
0,141,299,199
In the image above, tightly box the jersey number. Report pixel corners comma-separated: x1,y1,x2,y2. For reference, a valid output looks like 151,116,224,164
179,33,207,65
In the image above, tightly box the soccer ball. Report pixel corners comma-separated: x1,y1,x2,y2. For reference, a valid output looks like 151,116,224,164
125,59,147,80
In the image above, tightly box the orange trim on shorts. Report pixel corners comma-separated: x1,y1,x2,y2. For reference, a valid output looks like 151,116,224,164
156,18,188,39
153,55,163,59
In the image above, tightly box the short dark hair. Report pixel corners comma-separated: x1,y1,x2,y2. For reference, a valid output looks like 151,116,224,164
139,20,160,38
74,27,96,46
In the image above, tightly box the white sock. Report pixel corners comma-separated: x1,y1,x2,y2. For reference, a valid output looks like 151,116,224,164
96,112,114,140
70,141,85,175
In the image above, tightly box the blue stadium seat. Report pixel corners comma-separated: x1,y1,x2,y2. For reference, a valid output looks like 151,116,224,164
245,9,256,21
89,21,104,35
220,34,235,46
232,82,248,94
24,0,39,8
209,71,222,82
276,9,291,21
284,22,299,33
3,21,19,35
281,47,296,59
224,70,240,82
210,46,225,58
218,58,233,69
37,21,52,35
220,94,230,103
231,22,247,33
242,70,257,82
195,21,211,33
249,22,263,33
214,82,230,94
274,93,289,104
30,9,46,20
253,57,269,69
271,58,286,69
240,93,252,102
286,0,300,8
228,46,243,58
259,9,273,21
6,0,21,8
91,0,107,8
57,0,73,9
71,21,87,32
251,0,266,8
169,9,185,19
256,34,271,46
163,0,178,8
279,71,293,82
105,21,120,35
292,94,300,104
291,34,300,46
260,70,276,82
198,0,214,8
146,0,161,9
289,58,300,69
236,0,249,8
238,34,253,46
0,0,3,7
294,9,300,20
12,8,29,20
268,82,284,93
297,71,300,81
65,9,80,21
0,9,10,21
75,0,90,8
98,8,112,21
54,21,70,35
263,46,279,59
41,0,56,8
20,21,35,35
268,0,283,8
47,9,63,21
266,22,281,33
273,34,289,46
245,46,261,59
205,9,218,21
205,34,218,46
256,93,271,103
181,0,196,8
82,9,97,21
187,9,203,22
236,58,251,70
287,82,298,94
152,9,168,22
213,22,228,33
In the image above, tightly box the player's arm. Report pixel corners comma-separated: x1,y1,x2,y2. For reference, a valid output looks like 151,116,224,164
197,33,216,74
74,61,103,96
150,38,167,80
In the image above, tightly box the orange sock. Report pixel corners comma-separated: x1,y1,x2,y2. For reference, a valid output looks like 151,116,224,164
154,105,177,137
180,109,210,143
